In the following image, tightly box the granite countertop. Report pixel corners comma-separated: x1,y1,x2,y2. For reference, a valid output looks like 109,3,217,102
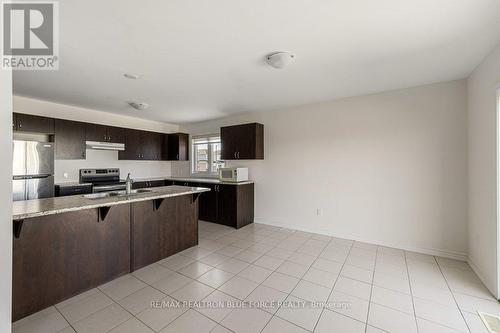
55,182,93,187
164,177,254,186
12,185,210,220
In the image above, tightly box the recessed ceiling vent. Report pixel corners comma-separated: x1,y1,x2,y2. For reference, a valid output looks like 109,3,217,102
129,102,149,111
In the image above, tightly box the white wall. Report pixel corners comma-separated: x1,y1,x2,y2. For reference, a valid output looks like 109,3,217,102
13,96,181,182
1,70,13,330
467,44,500,298
179,80,469,259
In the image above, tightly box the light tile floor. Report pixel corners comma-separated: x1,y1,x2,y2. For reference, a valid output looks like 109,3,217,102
13,221,498,333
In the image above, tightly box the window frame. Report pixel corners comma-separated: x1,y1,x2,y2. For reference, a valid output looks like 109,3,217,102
191,134,224,177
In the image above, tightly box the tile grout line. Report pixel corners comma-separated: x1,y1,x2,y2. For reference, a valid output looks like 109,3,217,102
256,231,333,333
311,238,355,332
404,250,420,333
363,245,378,333
434,257,473,333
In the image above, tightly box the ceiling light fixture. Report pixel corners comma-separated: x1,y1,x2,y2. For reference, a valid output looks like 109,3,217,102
124,73,140,80
266,52,295,69
128,102,149,111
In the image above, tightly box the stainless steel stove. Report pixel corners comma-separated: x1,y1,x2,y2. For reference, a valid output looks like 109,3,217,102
79,168,126,193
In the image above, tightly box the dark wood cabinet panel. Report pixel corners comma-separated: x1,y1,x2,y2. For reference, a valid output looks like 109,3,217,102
107,126,125,144
12,113,17,131
217,185,237,227
12,205,130,321
119,129,162,160
199,183,218,222
86,124,125,143
165,133,189,161
176,195,199,251
131,195,199,271
119,129,141,160
221,123,264,160
15,113,55,134
142,131,162,160
131,200,160,270
85,123,108,142
183,181,254,229
55,119,86,160
132,180,165,189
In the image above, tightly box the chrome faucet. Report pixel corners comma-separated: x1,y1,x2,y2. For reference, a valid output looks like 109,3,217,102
125,173,132,194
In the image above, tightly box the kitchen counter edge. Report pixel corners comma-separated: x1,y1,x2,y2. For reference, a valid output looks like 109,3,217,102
12,185,210,220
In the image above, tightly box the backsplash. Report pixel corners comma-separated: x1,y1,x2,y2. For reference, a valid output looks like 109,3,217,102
55,149,173,183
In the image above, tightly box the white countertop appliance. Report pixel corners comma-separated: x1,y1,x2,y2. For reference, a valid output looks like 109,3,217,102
219,167,249,183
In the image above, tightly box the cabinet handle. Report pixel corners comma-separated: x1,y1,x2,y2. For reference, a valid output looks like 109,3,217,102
19,122,22,129
237,152,240,159
177,154,179,160
234,152,237,158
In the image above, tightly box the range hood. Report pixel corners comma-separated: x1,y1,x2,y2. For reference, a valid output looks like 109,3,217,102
86,141,125,151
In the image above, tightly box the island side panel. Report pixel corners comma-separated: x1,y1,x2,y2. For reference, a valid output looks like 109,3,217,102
176,194,199,251
12,205,130,321
131,194,199,271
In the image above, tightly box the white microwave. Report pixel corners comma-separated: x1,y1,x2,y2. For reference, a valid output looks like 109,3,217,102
219,167,249,182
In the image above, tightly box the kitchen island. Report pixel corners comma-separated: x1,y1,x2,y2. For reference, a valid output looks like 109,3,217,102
12,185,209,321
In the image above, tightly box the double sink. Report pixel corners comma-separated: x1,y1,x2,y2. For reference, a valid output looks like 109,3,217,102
83,189,153,200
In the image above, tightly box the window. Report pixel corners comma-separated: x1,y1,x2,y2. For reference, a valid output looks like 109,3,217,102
192,135,225,175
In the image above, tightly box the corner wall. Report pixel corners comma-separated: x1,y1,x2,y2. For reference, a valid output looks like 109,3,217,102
179,80,469,259
467,44,500,298
0,70,13,330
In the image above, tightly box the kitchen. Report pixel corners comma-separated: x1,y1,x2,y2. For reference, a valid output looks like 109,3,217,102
3,1,500,333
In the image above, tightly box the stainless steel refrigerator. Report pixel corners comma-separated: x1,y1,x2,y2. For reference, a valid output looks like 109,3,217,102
13,140,55,201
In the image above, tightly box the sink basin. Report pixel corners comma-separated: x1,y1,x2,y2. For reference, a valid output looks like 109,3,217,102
83,192,121,199
83,189,153,200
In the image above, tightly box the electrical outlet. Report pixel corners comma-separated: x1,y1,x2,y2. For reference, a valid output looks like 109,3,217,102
316,208,323,216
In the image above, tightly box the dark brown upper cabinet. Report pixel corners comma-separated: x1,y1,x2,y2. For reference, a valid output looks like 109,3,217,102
221,123,264,160
55,119,86,160
163,133,189,161
86,124,125,143
14,113,55,134
119,129,162,161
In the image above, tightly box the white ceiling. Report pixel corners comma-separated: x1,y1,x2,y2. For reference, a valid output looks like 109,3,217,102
13,0,500,124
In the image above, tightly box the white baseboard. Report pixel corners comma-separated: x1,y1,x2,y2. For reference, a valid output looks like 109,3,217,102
254,218,468,261
467,257,498,299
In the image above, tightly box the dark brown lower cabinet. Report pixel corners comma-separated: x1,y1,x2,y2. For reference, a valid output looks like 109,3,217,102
13,194,200,321
191,182,254,229
131,195,198,271
12,205,131,321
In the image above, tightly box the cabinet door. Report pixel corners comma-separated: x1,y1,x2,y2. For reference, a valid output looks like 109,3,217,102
217,185,237,227
199,183,218,222
55,119,86,160
177,133,189,161
119,129,141,160
16,113,55,134
85,124,108,142
220,126,237,160
141,131,162,160
167,133,189,160
13,113,17,131
107,126,125,144
221,123,264,160
234,124,256,159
